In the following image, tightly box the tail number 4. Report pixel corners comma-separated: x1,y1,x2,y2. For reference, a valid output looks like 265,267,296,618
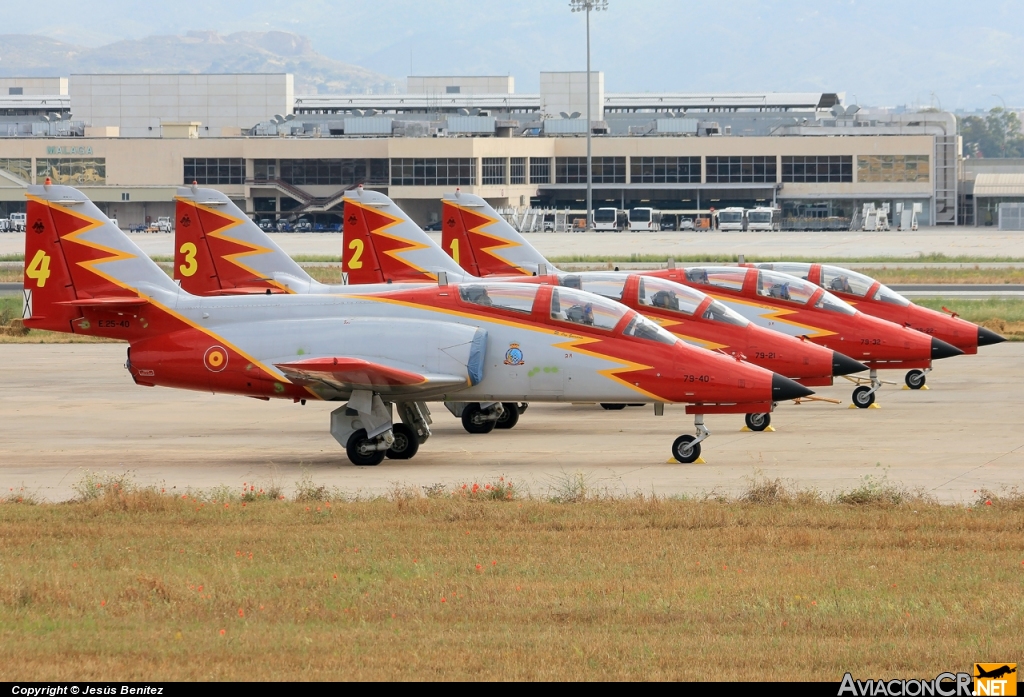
26,250,51,288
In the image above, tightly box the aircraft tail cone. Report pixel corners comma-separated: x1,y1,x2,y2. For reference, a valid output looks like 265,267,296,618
931,337,964,360
831,351,868,376
772,373,814,402
977,326,1007,347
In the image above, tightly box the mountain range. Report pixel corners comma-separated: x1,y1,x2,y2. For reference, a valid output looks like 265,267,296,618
0,31,396,94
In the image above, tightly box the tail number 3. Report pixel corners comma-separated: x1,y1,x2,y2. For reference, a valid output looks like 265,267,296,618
26,250,51,288
348,239,364,269
178,242,198,277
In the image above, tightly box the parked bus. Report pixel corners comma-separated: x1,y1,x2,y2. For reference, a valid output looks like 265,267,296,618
746,207,778,232
628,207,661,232
594,207,624,232
717,207,745,231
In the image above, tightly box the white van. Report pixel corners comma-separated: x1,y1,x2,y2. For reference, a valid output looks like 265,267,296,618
9,212,27,232
746,208,777,232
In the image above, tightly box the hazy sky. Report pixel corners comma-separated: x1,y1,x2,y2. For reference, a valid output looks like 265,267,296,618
3,0,1022,108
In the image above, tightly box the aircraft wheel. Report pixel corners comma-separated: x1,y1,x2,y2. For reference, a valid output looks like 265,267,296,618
852,386,876,409
905,370,926,390
495,403,520,430
744,413,771,432
385,424,419,460
461,403,496,434
672,435,701,464
600,403,627,410
346,429,386,466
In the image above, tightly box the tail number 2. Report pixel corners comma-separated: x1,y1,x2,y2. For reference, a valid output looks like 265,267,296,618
178,242,198,277
348,239,364,269
26,250,51,288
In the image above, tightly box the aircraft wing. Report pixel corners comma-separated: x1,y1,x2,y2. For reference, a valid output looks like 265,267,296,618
274,356,469,397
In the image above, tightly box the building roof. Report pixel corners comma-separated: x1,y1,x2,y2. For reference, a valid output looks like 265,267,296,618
974,173,1024,197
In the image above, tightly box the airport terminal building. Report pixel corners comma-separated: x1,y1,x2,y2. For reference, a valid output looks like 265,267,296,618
0,73,968,229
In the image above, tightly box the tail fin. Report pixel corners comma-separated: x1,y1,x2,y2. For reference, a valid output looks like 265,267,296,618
23,183,179,331
174,186,311,294
343,187,465,284
441,191,551,276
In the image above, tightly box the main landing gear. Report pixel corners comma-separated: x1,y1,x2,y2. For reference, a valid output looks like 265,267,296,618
905,368,930,390
672,414,711,464
448,402,526,434
332,393,432,466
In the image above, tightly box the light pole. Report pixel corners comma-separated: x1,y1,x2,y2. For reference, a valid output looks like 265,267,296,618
570,0,607,230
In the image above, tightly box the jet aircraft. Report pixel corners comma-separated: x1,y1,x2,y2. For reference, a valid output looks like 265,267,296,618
27,182,811,465
336,189,868,431
438,194,963,409
750,262,1005,389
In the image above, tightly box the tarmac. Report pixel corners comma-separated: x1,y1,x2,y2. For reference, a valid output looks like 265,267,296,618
3,228,1024,259
1,342,1021,504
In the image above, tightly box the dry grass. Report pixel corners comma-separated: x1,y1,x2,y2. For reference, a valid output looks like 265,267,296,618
1,474,1022,681
914,298,1024,341
862,267,1024,285
301,264,344,285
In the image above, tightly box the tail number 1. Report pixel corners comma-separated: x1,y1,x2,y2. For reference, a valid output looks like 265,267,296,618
449,238,460,265
26,250,51,288
348,239,364,269
178,242,198,277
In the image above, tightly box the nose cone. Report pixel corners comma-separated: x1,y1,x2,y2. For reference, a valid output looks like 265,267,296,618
773,373,815,401
977,326,1007,347
931,337,965,360
832,351,868,376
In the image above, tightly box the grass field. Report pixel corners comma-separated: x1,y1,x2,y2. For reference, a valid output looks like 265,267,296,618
914,298,1024,340
1,476,1021,681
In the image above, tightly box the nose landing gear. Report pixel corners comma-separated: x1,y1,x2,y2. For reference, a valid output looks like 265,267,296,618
845,369,894,409
904,368,930,390
672,414,710,464
743,412,772,432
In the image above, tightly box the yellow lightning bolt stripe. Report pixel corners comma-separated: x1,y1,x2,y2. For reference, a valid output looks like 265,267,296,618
704,291,837,339
650,315,730,351
550,334,668,401
29,194,134,290
447,202,532,276
184,198,294,294
347,200,438,281
358,294,667,401
33,197,311,394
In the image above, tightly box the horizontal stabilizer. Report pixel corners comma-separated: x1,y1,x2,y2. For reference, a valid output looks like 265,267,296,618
275,356,468,396
56,297,148,308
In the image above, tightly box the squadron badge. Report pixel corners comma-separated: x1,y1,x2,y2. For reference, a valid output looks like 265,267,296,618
504,343,525,366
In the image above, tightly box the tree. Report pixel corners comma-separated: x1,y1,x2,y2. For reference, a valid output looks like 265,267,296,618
960,107,1024,158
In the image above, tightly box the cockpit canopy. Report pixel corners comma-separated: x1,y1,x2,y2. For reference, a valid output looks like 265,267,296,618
458,282,678,345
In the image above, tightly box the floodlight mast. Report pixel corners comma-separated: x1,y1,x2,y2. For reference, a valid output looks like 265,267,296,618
570,0,607,231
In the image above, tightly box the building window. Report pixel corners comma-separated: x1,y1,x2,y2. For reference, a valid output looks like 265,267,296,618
482,157,507,186
857,155,929,183
705,156,776,184
510,157,526,185
782,156,853,183
0,158,31,183
184,158,244,185
254,159,277,181
9,87,23,95
555,157,627,184
37,158,106,185
390,158,476,186
631,156,701,184
529,157,551,184
278,159,389,186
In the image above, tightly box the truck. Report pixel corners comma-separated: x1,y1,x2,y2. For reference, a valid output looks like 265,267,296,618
746,207,778,232
717,207,746,231
155,216,173,233
593,207,624,232
628,207,661,232
9,212,26,232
